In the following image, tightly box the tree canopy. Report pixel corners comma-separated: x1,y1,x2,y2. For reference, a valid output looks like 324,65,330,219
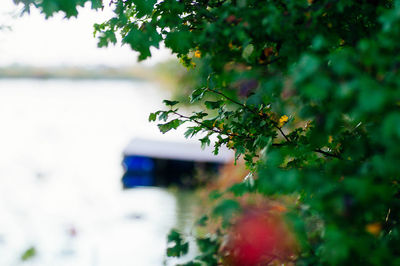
17,0,400,264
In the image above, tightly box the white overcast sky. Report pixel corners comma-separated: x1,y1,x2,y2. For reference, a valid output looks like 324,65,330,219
0,1,173,67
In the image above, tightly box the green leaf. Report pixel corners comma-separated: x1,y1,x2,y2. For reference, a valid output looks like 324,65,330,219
148,112,157,122
163,100,179,107
212,199,241,227
208,190,222,200
158,119,184,133
167,229,181,243
165,31,193,55
204,100,224,110
234,144,245,158
191,111,208,120
199,136,210,148
97,30,117,48
132,0,157,18
40,0,83,18
178,262,202,266
190,88,206,103
166,229,189,258
196,215,208,226
229,182,249,196
122,27,152,60
158,111,170,122
167,241,189,257
358,86,386,113
254,135,271,149
90,0,102,9
21,246,36,261
196,237,219,255
229,173,255,195
184,127,199,138
293,54,321,83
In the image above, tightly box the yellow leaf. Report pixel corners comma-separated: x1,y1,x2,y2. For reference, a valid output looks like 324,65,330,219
194,50,201,58
366,223,381,236
279,115,289,127
227,141,234,148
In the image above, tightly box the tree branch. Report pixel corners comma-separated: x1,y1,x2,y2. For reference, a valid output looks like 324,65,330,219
171,110,287,147
205,87,291,143
314,148,341,159
171,108,340,159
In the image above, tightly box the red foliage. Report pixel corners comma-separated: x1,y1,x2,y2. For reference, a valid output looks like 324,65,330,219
223,208,297,265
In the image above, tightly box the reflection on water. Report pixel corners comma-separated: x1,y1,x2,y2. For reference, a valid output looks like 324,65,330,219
0,79,197,265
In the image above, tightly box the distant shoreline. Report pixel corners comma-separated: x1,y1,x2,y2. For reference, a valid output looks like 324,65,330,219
0,75,143,81
0,62,184,92
0,65,155,81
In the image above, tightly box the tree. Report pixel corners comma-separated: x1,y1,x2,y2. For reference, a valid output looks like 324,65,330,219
18,0,400,264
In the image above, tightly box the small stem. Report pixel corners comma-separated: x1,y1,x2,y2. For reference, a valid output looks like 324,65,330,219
276,126,290,143
385,208,391,223
171,110,224,135
171,110,245,139
171,110,340,159
171,110,288,147
206,87,245,108
314,148,341,159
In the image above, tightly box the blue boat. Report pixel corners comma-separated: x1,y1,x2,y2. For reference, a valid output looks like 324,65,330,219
121,138,233,188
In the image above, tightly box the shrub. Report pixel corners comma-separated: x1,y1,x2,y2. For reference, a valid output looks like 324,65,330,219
19,0,400,264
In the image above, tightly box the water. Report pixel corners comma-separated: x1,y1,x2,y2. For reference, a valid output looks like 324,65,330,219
0,79,197,265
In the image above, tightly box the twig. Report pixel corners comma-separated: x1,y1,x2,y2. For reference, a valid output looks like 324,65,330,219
171,110,229,136
171,110,288,147
206,87,245,108
314,148,341,159
172,109,340,159
205,87,291,142
276,126,290,143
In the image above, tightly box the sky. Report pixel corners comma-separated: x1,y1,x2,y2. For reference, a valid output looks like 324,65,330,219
0,1,173,67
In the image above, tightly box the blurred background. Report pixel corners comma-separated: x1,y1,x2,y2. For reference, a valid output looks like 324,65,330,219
0,1,212,265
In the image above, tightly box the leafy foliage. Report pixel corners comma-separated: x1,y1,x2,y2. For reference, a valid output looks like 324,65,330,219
20,246,36,261
14,0,102,18
21,0,400,264
167,229,189,258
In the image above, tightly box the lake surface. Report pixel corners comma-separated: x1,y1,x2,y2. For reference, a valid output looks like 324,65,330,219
0,79,197,266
